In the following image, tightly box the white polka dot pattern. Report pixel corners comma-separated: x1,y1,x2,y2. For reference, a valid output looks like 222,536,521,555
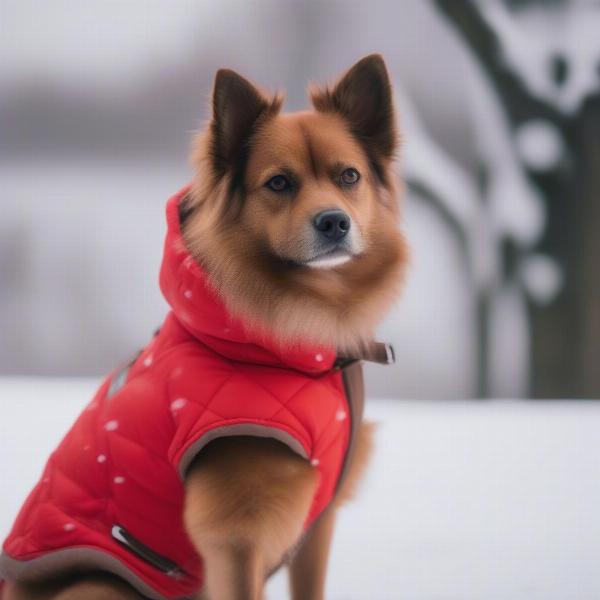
171,398,187,412
335,409,347,421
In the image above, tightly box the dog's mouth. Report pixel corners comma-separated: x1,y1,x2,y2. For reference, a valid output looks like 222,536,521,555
269,234,363,270
302,248,356,269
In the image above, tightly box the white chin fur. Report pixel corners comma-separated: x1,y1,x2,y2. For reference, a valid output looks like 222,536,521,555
305,252,353,269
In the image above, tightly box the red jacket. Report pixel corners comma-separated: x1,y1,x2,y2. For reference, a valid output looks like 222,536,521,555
0,187,354,599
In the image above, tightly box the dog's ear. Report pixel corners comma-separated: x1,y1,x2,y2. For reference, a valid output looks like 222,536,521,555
311,54,397,169
210,69,280,176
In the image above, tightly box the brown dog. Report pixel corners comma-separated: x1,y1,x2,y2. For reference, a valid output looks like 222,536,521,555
3,54,406,600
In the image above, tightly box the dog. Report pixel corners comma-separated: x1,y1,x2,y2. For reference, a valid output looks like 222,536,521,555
1,54,407,600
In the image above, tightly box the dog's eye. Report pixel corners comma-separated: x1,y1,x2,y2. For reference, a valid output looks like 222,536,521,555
341,168,360,185
266,175,290,192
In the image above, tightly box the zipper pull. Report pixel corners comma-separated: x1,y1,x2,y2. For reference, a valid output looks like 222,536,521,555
112,525,185,579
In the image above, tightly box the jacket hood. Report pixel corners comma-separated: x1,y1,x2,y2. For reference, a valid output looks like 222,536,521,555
159,186,336,374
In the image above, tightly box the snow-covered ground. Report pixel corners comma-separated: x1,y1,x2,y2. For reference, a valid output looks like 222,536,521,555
1,378,599,599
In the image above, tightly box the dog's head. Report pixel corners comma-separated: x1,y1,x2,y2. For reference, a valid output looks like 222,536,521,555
183,54,408,352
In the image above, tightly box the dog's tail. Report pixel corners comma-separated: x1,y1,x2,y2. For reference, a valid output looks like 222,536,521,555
335,421,377,507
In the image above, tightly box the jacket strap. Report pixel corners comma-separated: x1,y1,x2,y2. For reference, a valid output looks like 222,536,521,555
334,341,395,368
333,341,393,495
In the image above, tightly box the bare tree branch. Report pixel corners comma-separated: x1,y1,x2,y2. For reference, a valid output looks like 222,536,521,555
434,0,565,127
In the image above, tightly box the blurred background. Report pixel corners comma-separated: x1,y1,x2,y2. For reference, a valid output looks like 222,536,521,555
1,0,599,400
2,3,600,599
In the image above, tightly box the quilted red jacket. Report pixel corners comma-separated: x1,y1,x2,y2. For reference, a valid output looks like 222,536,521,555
0,187,357,599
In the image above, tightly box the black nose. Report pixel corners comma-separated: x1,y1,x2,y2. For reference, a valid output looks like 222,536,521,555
313,210,351,242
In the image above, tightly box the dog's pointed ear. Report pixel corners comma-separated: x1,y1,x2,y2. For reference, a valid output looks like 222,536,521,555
311,54,397,162
210,69,280,175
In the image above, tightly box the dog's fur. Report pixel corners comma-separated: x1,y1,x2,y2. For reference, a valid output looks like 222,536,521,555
4,54,406,600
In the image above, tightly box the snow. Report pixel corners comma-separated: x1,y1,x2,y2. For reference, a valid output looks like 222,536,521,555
459,40,561,396
396,86,493,290
397,86,480,243
370,88,486,398
488,283,530,398
2,377,599,599
514,120,565,172
520,254,563,306
468,63,546,250
480,2,600,114
369,197,477,399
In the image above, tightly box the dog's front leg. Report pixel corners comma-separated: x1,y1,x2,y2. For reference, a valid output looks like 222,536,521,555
289,422,376,600
183,436,318,600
